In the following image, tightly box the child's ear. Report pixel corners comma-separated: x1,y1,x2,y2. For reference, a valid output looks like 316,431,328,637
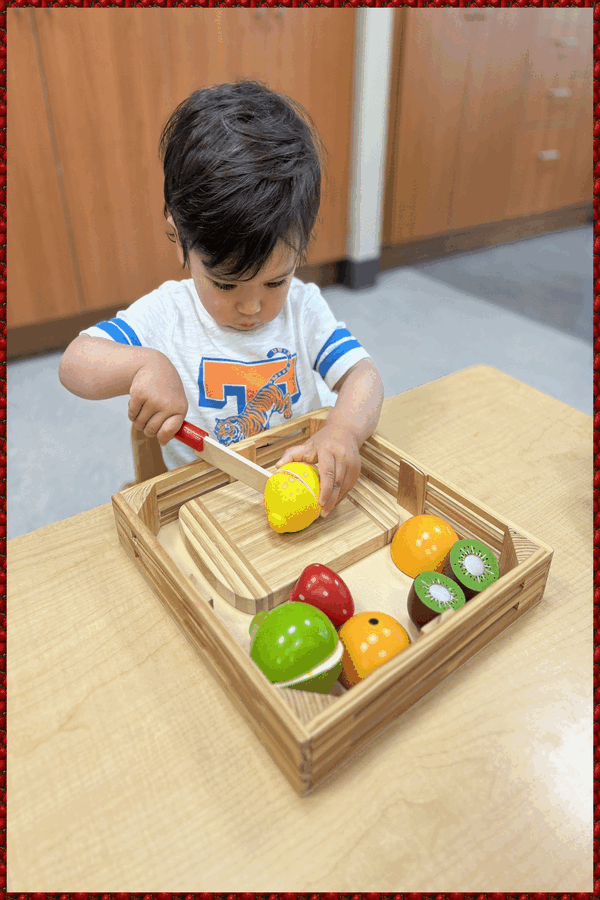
166,214,185,268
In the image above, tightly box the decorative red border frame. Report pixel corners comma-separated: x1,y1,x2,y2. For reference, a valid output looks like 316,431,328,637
2,0,595,896
5,895,597,900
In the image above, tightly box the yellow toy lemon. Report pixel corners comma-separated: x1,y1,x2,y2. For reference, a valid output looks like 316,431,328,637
264,462,321,534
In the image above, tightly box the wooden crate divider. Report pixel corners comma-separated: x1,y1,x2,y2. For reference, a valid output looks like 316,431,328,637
398,458,428,515
499,526,519,576
358,457,398,497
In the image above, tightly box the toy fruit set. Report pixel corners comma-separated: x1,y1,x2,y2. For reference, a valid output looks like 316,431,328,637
250,563,412,691
392,514,501,629
249,514,502,691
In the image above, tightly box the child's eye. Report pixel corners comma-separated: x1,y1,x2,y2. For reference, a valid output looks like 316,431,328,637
211,278,287,291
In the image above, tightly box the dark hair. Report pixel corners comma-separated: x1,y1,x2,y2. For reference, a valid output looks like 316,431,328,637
159,80,325,280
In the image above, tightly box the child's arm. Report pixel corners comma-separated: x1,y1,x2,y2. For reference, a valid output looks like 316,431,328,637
59,335,188,445
277,358,384,518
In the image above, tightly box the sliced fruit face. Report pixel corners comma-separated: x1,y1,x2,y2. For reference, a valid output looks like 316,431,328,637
414,571,466,612
390,514,458,578
286,659,343,694
445,538,500,599
408,571,466,629
276,640,344,693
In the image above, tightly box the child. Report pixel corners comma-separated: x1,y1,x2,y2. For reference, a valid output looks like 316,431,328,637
59,80,384,518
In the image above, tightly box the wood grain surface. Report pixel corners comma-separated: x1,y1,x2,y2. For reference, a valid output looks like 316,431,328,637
7,366,592,891
179,471,399,612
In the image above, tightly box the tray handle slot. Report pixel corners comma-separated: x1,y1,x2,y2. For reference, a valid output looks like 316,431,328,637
398,458,428,515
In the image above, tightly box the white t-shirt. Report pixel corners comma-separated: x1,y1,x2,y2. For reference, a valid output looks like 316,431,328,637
81,276,371,468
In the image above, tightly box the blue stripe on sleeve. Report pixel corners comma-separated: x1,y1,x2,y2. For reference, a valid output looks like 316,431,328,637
318,339,363,378
112,318,141,346
313,327,352,371
95,319,141,346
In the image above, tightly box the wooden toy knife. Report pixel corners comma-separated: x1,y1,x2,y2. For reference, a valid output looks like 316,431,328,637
174,421,271,494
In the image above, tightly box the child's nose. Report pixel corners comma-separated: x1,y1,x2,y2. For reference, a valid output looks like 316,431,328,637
237,294,261,315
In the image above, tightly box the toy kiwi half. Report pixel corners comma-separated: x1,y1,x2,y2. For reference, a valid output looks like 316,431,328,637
407,571,466,629
442,538,500,600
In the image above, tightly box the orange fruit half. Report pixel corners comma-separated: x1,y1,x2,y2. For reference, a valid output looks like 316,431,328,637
339,611,411,687
390,514,458,578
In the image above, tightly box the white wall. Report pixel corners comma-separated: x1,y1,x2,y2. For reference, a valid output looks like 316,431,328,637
347,9,396,266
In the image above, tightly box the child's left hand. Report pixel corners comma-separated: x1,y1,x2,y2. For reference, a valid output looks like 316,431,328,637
276,422,361,518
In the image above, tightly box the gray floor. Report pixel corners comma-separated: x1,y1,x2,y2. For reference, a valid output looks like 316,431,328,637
8,225,592,540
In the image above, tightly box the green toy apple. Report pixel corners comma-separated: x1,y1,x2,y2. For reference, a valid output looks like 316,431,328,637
249,601,343,693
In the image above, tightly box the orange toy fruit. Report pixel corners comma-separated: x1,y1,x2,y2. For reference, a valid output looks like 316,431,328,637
339,611,411,687
390,514,458,578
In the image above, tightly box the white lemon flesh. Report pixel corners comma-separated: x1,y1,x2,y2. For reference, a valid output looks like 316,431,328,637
275,640,344,688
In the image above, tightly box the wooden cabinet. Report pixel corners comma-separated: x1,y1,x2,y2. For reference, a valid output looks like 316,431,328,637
384,8,592,245
9,8,592,355
8,14,84,327
8,8,356,335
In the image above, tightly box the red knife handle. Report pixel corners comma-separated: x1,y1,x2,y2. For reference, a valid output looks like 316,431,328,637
174,420,209,452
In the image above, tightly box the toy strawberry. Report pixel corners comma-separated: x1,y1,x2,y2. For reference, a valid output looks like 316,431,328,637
289,563,354,629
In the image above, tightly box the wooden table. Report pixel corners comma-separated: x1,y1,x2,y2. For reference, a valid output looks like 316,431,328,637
8,365,592,891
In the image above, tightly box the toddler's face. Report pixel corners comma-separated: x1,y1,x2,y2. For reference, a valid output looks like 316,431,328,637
174,230,297,333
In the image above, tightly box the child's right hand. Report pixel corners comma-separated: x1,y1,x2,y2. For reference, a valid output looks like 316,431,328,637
128,352,188,446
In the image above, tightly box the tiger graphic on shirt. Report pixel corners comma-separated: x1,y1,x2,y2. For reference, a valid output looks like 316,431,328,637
213,348,294,446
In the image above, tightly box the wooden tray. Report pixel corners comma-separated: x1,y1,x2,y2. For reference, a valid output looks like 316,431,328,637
179,470,399,613
112,408,553,796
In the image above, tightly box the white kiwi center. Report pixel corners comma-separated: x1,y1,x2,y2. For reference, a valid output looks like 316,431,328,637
429,583,452,605
464,553,485,577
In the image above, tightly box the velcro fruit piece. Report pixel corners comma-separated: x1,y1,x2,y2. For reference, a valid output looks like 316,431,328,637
290,563,354,628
